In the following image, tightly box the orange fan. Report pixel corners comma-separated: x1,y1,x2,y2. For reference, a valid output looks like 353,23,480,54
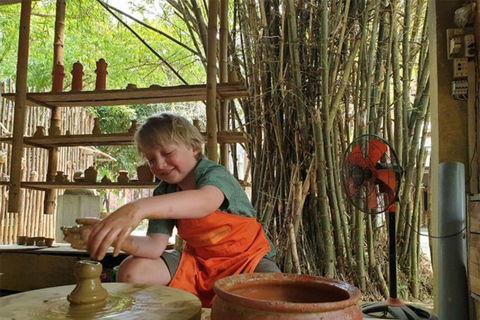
342,136,399,214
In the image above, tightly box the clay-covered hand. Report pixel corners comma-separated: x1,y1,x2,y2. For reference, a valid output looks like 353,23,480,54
62,218,101,250
87,203,142,261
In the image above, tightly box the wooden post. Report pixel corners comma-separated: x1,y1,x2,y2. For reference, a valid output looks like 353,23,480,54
8,0,32,213
219,0,229,168
206,0,219,162
44,0,66,214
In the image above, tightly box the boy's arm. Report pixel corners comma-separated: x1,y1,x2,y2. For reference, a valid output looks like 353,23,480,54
119,233,170,259
88,185,224,261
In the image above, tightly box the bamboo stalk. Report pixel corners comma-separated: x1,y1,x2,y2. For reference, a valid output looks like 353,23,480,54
8,0,32,213
205,0,219,162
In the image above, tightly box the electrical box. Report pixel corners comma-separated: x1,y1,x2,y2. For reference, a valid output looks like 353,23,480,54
453,58,469,78
464,34,476,57
446,28,474,60
451,80,468,100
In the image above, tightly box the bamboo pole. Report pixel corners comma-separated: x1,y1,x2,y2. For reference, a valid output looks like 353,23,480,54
44,0,66,214
206,0,218,162
8,0,32,213
219,0,229,167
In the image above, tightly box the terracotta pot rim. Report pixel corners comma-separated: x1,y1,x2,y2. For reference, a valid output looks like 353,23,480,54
213,273,362,313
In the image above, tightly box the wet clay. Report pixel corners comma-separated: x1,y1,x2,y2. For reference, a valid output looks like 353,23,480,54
212,273,362,320
0,283,202,319
67,260,109,310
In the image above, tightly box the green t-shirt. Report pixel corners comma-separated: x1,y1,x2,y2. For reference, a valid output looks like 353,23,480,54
147,158,275,257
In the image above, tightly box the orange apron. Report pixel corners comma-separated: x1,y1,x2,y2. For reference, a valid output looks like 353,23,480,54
168,210,271,307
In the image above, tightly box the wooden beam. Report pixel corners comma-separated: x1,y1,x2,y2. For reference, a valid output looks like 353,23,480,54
1,83,249,107
0,131,249,148
8,0,32,213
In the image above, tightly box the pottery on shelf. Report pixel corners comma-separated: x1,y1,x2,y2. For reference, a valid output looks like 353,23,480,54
48,125,61,136
117,170,129,183
45,238,55,247
52,63,65,92
137,164,154,182
71,61,84,91
26,237,35,246
17,236,26,245
55,171,65,183
84,166,97,183
211,273,362,320
126,83,137,90
101,175,112,184
67,260,109,310
94,58,108,90
33,126,46,138
92,118,101,135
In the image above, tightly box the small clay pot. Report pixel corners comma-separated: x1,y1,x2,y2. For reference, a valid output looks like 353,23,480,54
35,236,46,246
137,164,154,182
212,273,362,320
84,166,97,183
117,170,129,183
55,171,64,183
26,237,35,246
45,238,55,247
17,236,26,245
33,126,46,138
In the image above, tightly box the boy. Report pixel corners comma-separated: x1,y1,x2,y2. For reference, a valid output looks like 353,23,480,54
73,112,279,307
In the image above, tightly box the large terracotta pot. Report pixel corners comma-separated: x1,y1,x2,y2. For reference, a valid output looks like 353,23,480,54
212,273,362,320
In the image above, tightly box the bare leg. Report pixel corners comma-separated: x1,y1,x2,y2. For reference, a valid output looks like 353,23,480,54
117,255,171,285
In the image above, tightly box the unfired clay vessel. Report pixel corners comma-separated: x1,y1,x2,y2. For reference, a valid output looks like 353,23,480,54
67,260,108,310
212,273,362,320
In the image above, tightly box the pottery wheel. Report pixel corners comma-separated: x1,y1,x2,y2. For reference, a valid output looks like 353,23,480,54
0,283,202,320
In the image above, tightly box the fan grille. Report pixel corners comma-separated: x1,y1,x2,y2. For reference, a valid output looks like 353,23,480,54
341,135,402,214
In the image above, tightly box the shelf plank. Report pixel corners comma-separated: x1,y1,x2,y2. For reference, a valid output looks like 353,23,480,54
2,82,249,107
0,131,248,148
21,181,158,190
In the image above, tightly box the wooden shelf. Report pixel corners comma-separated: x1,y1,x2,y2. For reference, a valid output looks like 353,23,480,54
21,181,158,191
1,82,249,107
0,131,248,148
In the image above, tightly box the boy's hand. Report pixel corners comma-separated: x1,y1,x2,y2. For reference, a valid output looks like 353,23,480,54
62,218,101,250
87,203,142,261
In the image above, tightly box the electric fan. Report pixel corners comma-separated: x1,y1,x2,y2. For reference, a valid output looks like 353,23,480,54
341,134,437,320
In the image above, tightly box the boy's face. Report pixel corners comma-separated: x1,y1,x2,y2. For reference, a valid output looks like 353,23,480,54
142,143,199,188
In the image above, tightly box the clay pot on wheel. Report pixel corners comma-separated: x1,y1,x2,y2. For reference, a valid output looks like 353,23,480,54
211,273,362,320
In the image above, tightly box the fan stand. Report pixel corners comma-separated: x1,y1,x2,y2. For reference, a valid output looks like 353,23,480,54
362,210,437,320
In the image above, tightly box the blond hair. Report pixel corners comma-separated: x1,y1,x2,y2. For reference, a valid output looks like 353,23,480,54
134,113,204,160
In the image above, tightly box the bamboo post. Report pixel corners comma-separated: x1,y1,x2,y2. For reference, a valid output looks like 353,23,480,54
44,0,66,214
219,0,229,168
206,0,219,162
8,0,32,213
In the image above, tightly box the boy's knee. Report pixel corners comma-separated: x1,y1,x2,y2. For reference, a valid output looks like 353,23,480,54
117,256,143,283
